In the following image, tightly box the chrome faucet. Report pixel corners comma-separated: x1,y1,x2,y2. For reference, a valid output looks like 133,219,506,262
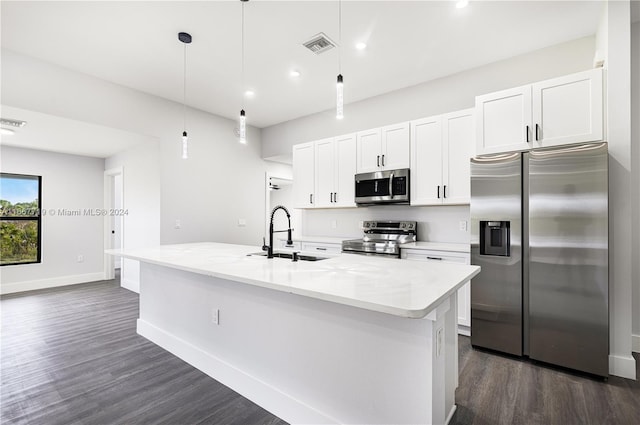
264,205,293,259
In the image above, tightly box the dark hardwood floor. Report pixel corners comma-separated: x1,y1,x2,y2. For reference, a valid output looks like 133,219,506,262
2,276,639,425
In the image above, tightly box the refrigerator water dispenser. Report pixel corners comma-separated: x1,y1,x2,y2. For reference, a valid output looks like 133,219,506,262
480,221,510,256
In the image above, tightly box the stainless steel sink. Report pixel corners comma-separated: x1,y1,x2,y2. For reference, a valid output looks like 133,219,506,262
247,251,329,261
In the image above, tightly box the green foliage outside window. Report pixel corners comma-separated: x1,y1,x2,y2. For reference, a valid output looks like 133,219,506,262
0,174,41,266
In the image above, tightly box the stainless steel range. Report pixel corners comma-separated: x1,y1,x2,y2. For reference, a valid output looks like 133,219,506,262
342,220,417,257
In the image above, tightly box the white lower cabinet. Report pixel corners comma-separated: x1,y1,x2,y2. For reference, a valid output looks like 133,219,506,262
401,248,471,335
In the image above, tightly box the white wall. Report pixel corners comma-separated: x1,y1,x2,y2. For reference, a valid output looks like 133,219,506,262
0,146,105,294
631,17,640,353
105,142,161,293
2,49,290,291
303,206,469,243
262,36,595,159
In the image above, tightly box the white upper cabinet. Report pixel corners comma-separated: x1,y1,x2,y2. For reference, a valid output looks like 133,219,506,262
356,128,382,173
443,109,474,205
333,133,357,207
475,85,532,155
356,122,410,173
314,138,335,208
532,68,603,148
411,109,474,206
292,141,315,208
314,134,357,208
410,115,442,205
475,68,603,155
381,122,411,170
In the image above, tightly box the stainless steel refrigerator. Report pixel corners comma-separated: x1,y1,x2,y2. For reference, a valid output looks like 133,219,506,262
470,142,608,377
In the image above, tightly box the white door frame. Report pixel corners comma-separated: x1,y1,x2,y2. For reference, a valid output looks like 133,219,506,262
104,167,124,280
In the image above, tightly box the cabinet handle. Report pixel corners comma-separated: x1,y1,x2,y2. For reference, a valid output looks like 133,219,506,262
526,125,530,143
437,185,440,199
535,124,540,141
382,154,385,166
316,247,327,251
443,185,447,198
377,155,380,167
310,194,313,204
334,192,337,203
427,256,443,261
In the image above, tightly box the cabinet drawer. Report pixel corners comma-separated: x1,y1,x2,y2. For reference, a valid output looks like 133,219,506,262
301,242,342,254
278,241,302,251
401,249,469,264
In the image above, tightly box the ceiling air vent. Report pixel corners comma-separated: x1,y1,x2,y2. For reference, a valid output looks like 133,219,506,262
303,33,337,55
0,118,27,128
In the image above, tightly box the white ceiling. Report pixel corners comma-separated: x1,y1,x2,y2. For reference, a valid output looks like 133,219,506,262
0,106,155,158
1,1,605,131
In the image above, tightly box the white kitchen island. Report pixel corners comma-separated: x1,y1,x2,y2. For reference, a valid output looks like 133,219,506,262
107,242,480,425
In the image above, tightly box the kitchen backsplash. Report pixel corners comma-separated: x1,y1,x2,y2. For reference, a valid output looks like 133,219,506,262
301,205,470,243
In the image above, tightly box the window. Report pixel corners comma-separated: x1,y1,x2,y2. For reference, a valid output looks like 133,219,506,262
0,173,42,266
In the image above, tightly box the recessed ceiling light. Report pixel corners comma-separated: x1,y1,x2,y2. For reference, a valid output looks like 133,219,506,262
0,128,15,136
290,70,301,78
456,0,469,9
244,90,255,98
355,42,367,50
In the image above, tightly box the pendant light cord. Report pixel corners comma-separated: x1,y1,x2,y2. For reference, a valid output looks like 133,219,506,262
183,42,187,131
241,1,245,110
338,0,342,73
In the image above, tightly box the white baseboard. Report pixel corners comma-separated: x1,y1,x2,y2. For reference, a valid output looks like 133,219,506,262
458,325,471,337
121,277,139,294
0,272,105,295
137,319,336,425
633,334,640,354
609,354,637,380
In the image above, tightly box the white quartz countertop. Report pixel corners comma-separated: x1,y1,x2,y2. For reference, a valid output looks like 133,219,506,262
107,242,479,319
401,242,471,253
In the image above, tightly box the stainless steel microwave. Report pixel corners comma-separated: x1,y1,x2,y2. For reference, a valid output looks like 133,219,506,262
354,168,410,205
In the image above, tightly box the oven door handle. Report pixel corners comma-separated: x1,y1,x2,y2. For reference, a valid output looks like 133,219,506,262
388,173,394,198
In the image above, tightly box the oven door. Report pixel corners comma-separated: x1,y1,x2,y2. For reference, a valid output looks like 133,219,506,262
354,168,409,205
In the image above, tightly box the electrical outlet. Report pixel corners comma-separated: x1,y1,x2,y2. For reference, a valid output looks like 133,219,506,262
77,254,84,263
211,308,219,325
459,221,468,231
175,219,181,229
238,218,246,227
436,327,443,358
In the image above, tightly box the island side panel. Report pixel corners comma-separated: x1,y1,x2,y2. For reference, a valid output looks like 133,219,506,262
137,262,457,425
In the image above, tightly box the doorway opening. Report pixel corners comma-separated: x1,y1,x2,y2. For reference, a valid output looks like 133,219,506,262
104,167,124,282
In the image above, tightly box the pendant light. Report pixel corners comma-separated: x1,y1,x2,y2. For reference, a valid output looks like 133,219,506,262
178,31,192,159
239,0,249,144
336,0,344,120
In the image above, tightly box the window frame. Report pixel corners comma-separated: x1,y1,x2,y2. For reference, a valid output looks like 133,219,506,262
1,172,42,266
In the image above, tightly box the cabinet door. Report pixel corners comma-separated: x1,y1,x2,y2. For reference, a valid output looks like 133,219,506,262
381,122,410,170
443,109,474,205
314,138,335,208
334,133,357,207
402,249,471,332
410,116,443,205
532,68,603,148
356,128,382,173
475,85,532,155
292,142,315,208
